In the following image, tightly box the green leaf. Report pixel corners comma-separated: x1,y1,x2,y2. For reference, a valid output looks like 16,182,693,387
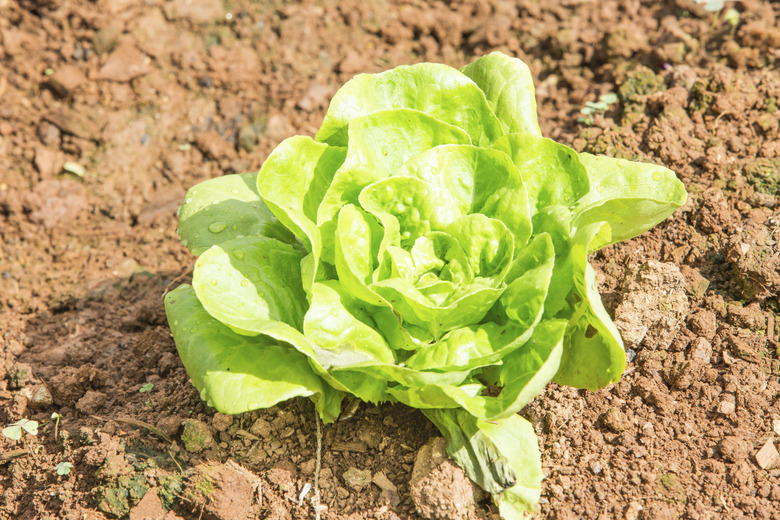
303,281,396,370
393,320,565,420
165,285,343,420
548,222,625,390
403,322,531,372
360,177,465,245
573,153,687,249
55,462,74,476
396,144,532,250
2,425,21,441
177,172,296,256
316,63,502,147
460,52,541,136
492,133,589,213
256,135,346,253
334,204,387,307
192,236,308,334
445,214,514,283
318,109,471,263
496,236,555,329
424,408,542,515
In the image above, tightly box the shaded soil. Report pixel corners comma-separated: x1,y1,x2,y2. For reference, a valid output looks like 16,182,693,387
1,0,779,519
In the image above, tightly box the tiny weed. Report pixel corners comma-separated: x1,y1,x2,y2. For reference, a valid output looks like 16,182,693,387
55,461,74,476
577,93,618,125
2,419,39,441
139,383,154,393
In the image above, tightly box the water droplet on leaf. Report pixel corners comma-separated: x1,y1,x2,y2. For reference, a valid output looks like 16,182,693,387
240,279,249,287
208,222,227,233
211,279,218,286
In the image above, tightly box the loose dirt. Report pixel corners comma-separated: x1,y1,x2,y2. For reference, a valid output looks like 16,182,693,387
1,1,778,519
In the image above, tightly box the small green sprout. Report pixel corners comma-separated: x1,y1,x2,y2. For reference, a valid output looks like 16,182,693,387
2,419,39,441
139,383,154,393
55,462,74,476
577,93,619,125
51,412,62,439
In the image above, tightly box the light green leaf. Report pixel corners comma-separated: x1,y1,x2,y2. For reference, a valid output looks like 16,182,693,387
393,320,565,420
553,224,625,390
303,281,396,369
164,285,343,420
573,153,687,249
424,409,542,513
334,204,387,307
496,236,555,329
192,236,308,334
445,214,514,283
316,63,502,147
360,177,465,246
2,425,21,440
257,136,346,251
397,144,532,250
492,133,589,213
177,172,296,256
461,52,541,136
403,322,530,372
371,276,503,340
318,109,471,263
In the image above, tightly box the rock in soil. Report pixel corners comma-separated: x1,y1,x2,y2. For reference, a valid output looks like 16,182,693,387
184,461,261,520
754,440,780,470
410,437,486,520
129,488,184,520
342,467,372,492
613,261,689,350
180,419,216,453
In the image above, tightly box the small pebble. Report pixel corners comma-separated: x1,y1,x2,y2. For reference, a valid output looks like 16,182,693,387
755,440,780,470
717,400,735,415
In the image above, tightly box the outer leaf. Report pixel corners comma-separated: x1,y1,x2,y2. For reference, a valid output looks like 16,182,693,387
573,153,687,249
461,52,541,136
424,408,542,514
256,136,346,292
177,172,296,256
192,236,308,334
316,63,502,147
552,223,626,390
164,285,343,420
397,144,533,251
492,133,589,213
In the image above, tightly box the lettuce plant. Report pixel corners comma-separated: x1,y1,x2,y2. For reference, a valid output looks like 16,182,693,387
165,52,686,517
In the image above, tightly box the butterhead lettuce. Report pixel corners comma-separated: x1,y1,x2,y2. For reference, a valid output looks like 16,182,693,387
165,52,686,518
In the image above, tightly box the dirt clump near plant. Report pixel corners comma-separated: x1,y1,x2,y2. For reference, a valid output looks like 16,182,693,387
1,1,779,519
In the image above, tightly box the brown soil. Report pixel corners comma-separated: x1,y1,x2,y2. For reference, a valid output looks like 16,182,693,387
1,0,779,519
